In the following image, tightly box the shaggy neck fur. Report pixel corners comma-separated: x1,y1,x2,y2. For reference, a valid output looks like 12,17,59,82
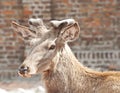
42,44,100,93
42,44,120,93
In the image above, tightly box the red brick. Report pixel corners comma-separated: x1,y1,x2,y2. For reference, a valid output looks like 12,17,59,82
92,0,99,2
115,12,120,16
86,18,101,28
0,37,3,43
61,0,72,6
92,31,102,36
0,24,6,28
23,9,33,15
109,0,114,3
6,46,16,50
3,10,15,15
2,1,16,6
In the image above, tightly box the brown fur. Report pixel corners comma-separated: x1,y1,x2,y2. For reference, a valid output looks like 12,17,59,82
42,44,120,93
12,19,120,93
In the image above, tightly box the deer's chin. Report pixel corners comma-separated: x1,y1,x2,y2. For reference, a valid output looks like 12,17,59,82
18,72,32,78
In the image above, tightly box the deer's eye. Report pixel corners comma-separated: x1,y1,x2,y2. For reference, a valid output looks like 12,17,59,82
49,45,56,50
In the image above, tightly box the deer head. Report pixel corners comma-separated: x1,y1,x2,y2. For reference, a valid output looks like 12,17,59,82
12,18,80,77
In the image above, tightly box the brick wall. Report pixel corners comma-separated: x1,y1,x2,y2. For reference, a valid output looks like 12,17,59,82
0,0,120,79
0,0,25,79
51,0,120,71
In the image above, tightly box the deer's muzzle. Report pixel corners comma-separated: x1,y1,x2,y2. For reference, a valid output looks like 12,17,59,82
18,65,31,78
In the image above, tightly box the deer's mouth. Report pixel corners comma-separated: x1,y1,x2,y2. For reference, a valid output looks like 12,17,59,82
18,71,32,78
18,65,32,78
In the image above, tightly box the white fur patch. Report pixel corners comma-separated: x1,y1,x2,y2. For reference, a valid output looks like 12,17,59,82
29,18,44,26
50,19,75,27
30,38,41,45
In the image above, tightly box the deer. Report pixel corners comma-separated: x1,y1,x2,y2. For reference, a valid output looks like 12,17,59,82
12,18,120,93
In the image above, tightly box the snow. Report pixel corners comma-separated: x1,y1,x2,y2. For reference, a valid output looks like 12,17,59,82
0,86,46,93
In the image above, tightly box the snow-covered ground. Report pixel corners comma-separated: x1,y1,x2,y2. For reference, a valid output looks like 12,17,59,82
0,76,46,93
0,86,46,93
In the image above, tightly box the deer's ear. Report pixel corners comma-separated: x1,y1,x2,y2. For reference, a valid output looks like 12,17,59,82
12,21,36,40
59,22,80,42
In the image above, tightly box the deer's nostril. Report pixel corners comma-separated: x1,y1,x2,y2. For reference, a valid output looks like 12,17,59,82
19,65,30,75
29,21,33,25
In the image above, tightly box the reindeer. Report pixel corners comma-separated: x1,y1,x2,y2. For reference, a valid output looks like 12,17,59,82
12,18,120,93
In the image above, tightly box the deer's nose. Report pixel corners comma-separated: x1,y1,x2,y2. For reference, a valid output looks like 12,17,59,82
29,20,33,25
19,65,30,75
